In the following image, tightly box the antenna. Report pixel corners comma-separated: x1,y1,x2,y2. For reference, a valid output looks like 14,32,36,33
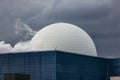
55,46,57,51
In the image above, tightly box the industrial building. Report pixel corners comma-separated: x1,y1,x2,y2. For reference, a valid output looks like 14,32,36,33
0,51,120,80
0,23,119,80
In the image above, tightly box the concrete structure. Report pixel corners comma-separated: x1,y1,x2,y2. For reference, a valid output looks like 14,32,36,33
31,23,97,56
0,23,119,80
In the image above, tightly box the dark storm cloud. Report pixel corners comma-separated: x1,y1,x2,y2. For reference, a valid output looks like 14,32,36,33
49,0,112,20
0,0,120,57
0,0,53,42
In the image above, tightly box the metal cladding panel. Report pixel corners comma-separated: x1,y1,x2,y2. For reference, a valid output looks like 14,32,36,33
56,51,108,80
0,51,56,80
108,58,120,76
0,51,119,80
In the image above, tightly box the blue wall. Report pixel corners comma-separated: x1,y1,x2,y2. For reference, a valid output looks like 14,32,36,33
108,58,120,76
0,51,56,80
56,51,108,80
0,51,119,80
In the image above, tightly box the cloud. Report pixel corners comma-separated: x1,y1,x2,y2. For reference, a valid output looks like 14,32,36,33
0,19,37,53
0,41,13,53
15,18,37,41
48,0,113,20
0,41,33,53
13,41,33,52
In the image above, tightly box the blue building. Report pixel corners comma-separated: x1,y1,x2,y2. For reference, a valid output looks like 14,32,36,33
0,51,119,80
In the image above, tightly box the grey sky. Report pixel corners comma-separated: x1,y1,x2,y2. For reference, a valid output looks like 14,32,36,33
0,0,120,57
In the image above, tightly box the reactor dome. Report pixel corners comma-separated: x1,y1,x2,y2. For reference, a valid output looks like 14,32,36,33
31,23,97,56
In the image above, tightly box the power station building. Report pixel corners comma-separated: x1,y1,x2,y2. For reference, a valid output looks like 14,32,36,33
0,51,120,80
0,23,119,80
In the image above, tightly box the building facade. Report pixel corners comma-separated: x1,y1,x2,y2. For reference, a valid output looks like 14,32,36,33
0,51,119,80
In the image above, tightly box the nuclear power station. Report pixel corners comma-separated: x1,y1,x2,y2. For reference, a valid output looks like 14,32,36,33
0,23,119,80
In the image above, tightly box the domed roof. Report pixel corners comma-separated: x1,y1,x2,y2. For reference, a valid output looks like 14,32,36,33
31,23,97,56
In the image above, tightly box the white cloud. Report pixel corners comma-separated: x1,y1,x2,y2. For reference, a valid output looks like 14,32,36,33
0,19,37,54
15,18,37,37
0,41,33,54
0,41,13,53
13,41,33,52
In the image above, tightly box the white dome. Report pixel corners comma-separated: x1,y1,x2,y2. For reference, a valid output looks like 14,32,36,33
31,23,97,56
